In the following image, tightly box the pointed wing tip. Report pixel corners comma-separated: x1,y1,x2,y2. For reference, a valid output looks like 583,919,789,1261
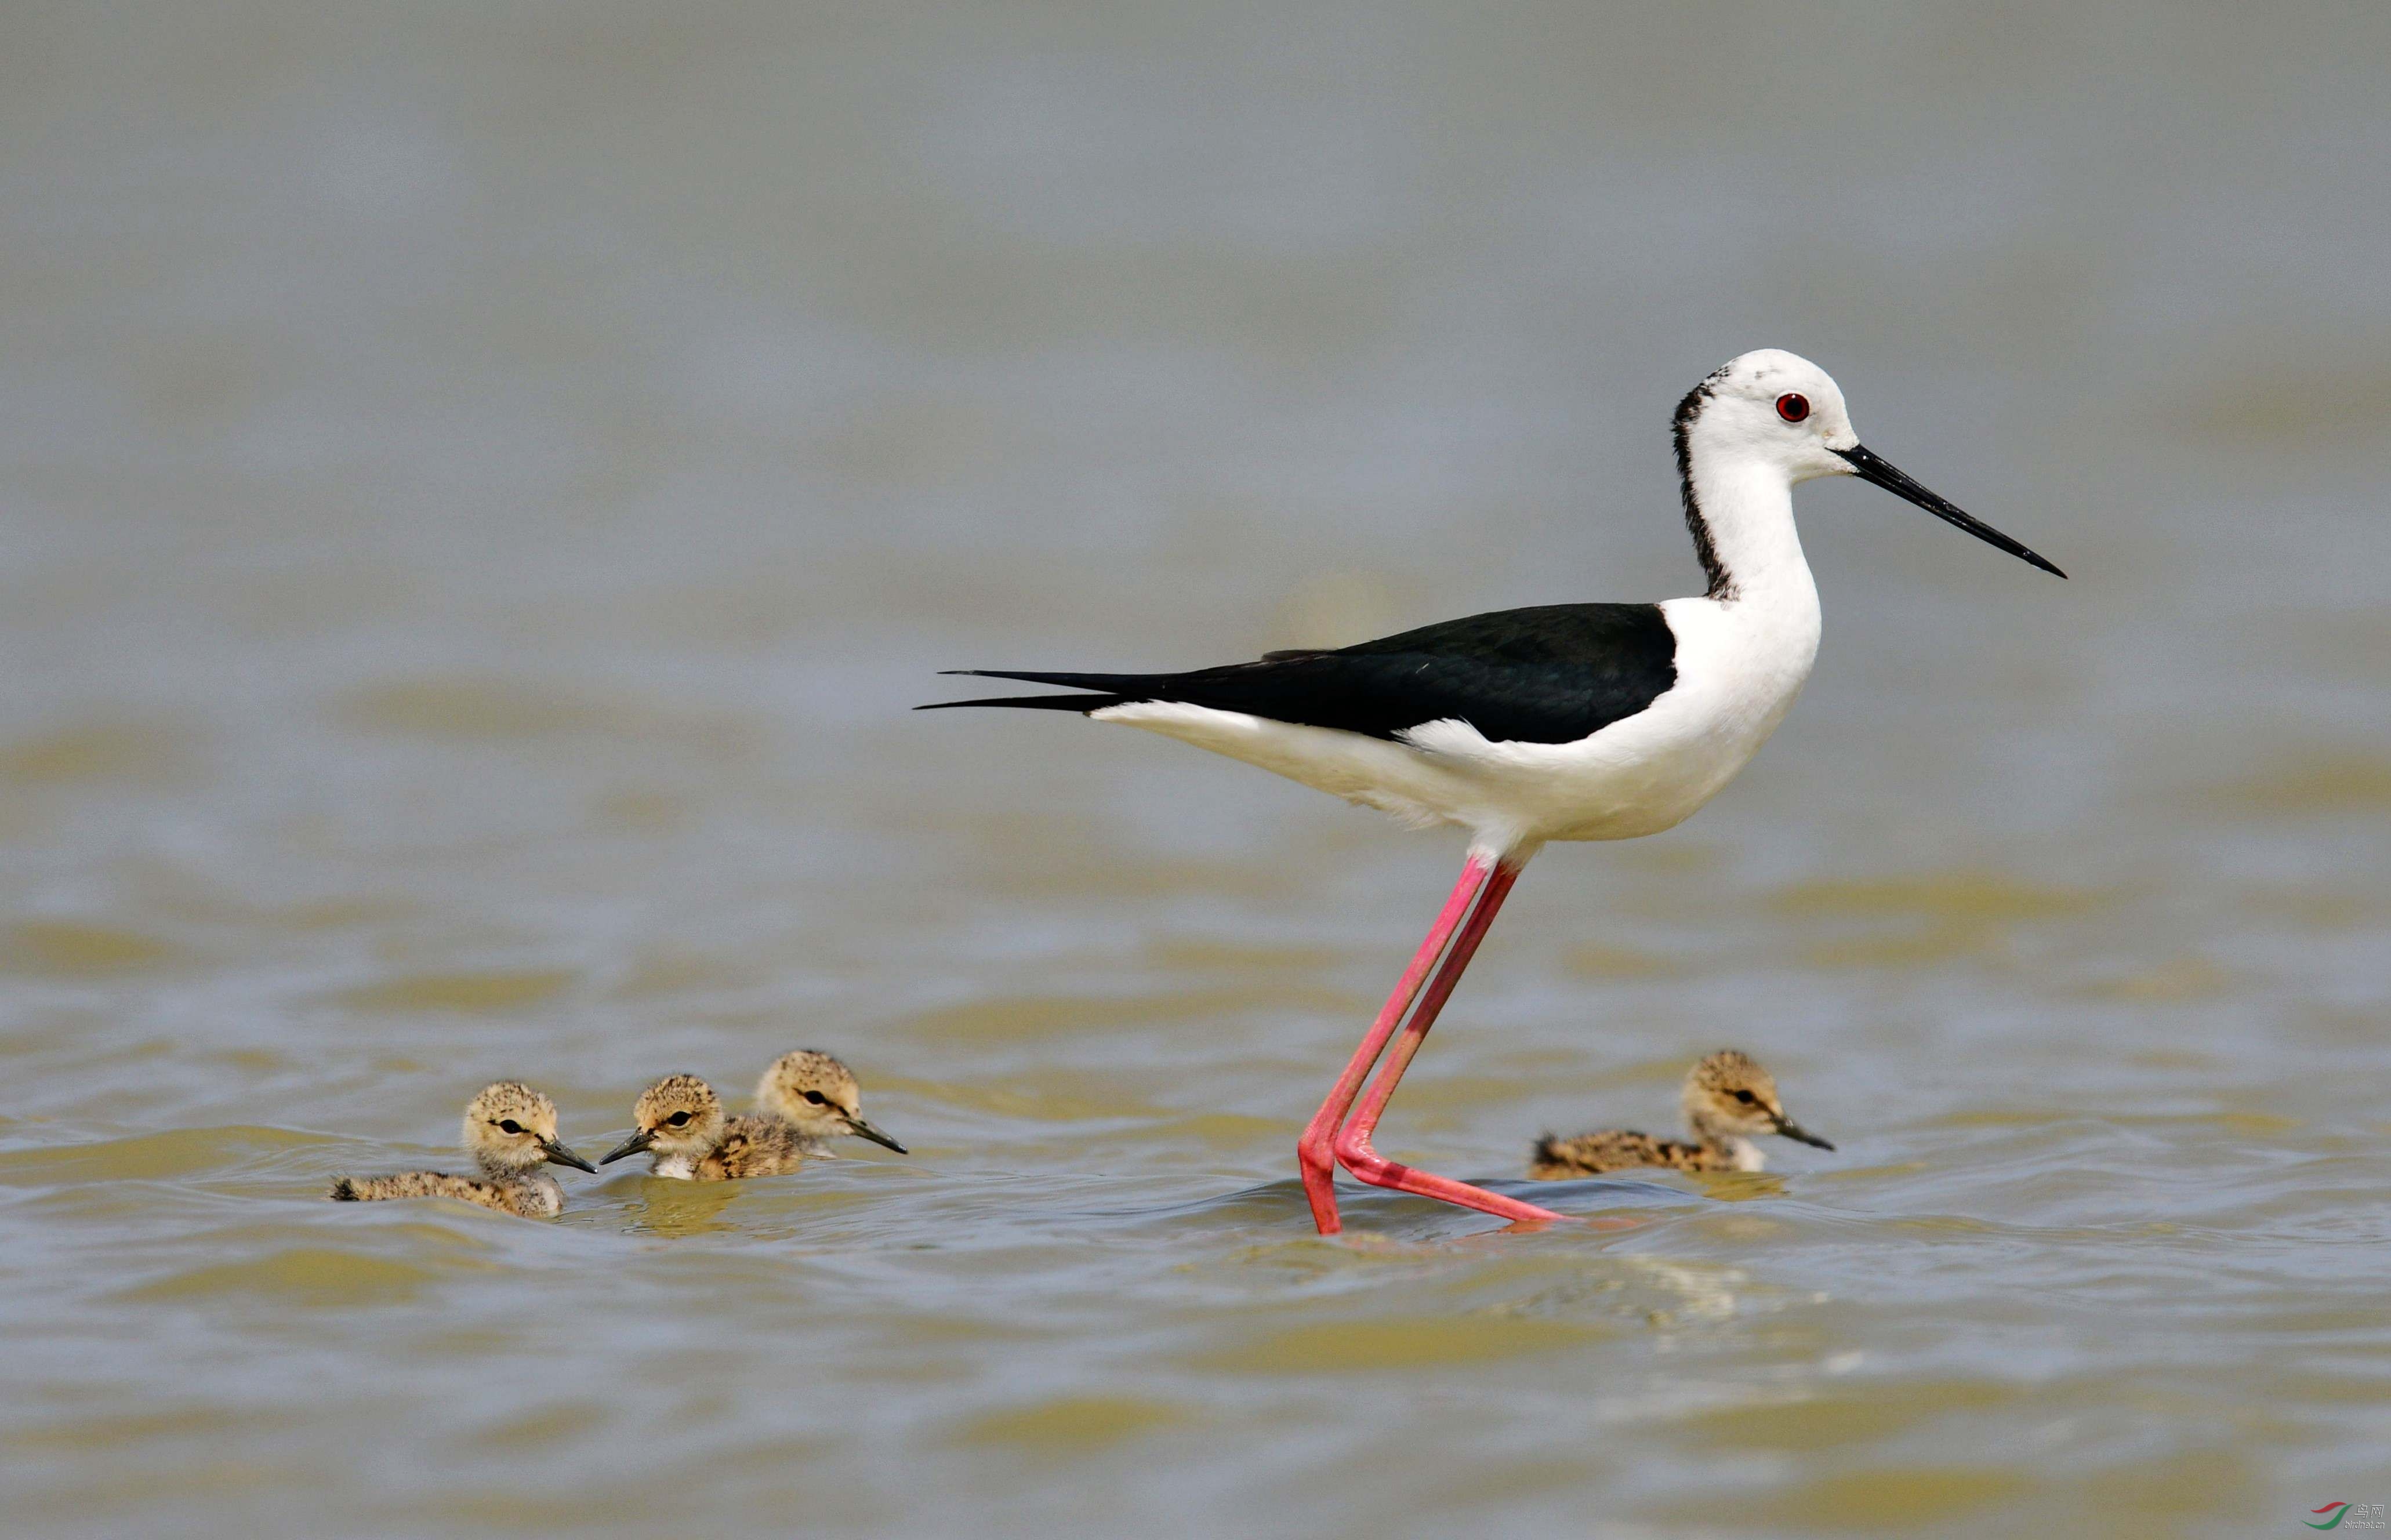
915,692,1126,714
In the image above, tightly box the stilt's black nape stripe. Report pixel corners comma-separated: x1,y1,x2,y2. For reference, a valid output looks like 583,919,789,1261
1834,444,2067,579
920,602,1678,747
1672,369,1732,598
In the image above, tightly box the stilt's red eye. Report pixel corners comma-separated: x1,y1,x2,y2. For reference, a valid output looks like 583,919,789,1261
1775,393,1810,423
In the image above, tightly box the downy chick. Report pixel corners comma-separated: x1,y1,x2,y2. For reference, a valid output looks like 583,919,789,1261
601,1074,805,1181
1530,1050,1833,1178
753,1049,907,1157
330,1081,597,1217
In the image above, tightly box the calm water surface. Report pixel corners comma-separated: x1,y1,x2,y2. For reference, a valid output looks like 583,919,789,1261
5,4,2390,1535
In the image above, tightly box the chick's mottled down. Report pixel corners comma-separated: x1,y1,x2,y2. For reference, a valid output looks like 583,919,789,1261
694,1112,807,1181
1530,1050,1833,1178
329,1081,597,1218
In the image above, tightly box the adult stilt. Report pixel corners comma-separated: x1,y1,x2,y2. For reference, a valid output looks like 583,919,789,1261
928,348,2065,1232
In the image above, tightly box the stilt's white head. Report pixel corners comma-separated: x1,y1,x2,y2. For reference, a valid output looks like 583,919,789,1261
1674,350,2066,587
1678,349,1860,485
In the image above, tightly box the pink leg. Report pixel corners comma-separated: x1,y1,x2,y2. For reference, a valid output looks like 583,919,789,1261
1333,855,1566,1226
1297,854,1495,1235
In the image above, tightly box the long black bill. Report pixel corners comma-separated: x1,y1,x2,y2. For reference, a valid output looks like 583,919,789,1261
1835,444,2066,579
1773,1116,1835,1152
844,1114,908,1154
598,1129,655,1166
542,1138,600,1174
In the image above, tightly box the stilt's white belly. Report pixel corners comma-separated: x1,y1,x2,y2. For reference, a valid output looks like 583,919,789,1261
1094,591,1820,850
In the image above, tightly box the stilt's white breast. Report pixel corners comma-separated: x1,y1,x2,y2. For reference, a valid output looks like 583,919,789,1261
1530,585,1822,841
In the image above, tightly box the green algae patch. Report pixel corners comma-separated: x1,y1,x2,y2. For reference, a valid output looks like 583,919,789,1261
1770,870,2100,969
121,1247,446,1307
0,723,194,787
1748,1466,2027,1531
1770,870,2096,923
335,678,757,758
2210,750,2391,815
1191,1314,1611,1374
1675,1382,2023,1454
0,1126,318,1186
952,1394,1191,1452
331,968,576,1014
0,920,179,975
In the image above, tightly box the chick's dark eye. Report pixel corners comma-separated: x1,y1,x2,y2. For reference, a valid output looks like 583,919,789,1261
1775,393,1810,423
498,1119,523,1134
1732,1090,1758,1105
666,1111,692,1127
802,1091,828,1106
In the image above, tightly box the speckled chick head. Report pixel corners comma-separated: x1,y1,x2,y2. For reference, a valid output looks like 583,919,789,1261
602,1074,725,1167
755,1051,906,1153
1682,1051,1833,1150
462,1081,596,1178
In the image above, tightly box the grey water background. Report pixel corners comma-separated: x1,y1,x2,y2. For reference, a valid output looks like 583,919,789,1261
5,3,2389,1535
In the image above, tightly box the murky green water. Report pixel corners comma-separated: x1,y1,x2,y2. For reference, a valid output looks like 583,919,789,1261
5,3,2389,1535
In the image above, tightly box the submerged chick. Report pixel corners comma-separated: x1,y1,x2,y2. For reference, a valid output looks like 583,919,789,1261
329,1081,597,1218
1530,1049,1833,1178
602,1074,803,1181
753,1050,907,1157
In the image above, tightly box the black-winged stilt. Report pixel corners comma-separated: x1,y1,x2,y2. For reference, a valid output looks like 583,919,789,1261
925,349,2063,1235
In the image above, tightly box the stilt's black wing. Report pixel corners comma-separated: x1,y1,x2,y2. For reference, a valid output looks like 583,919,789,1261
920,602,1677,746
